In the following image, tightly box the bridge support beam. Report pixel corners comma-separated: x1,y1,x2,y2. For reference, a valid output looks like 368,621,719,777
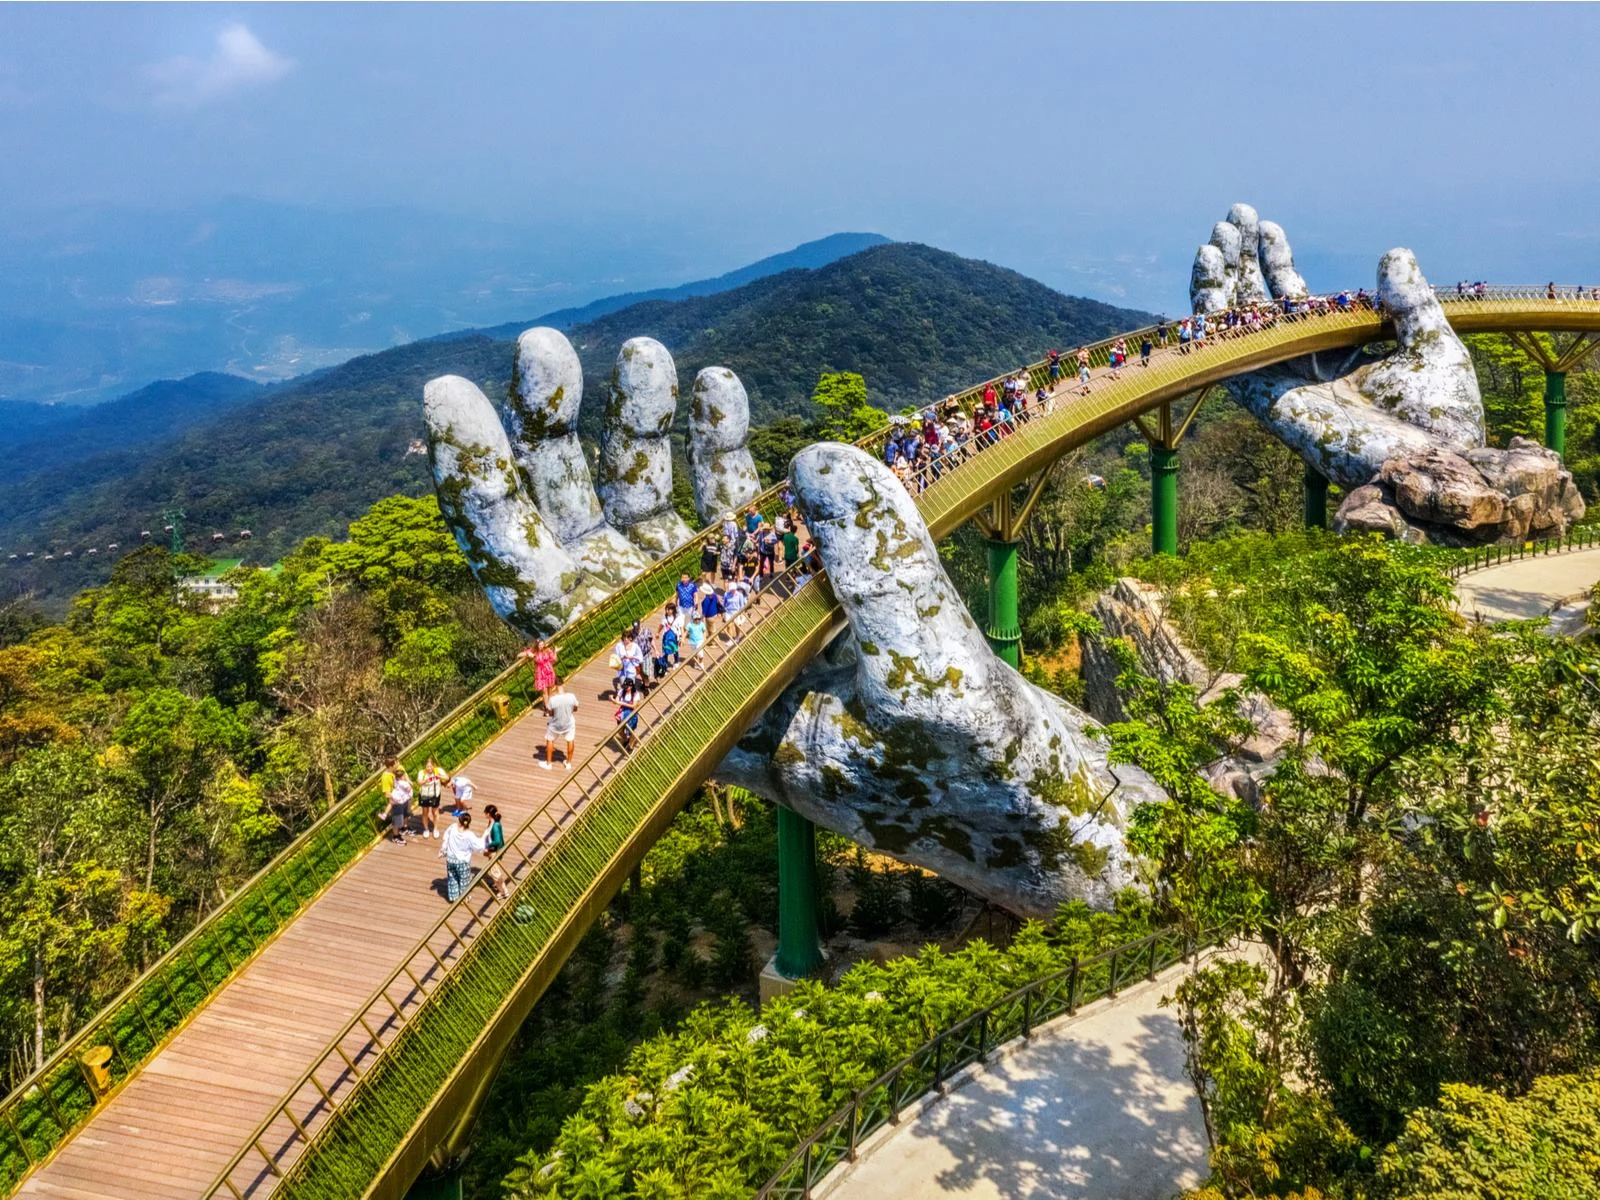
1505,332,1598,461
1545,371,1567,459
970,467,1058,668
1304,464,1329,530
984,537,1021,668
1151,446,1179,556
1134,389,1209,558
766,806,824,999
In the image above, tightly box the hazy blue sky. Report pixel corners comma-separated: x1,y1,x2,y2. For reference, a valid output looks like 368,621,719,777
3,2,1598,313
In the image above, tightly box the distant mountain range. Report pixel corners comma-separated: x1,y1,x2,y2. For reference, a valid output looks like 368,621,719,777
0,196,885,406
0,241,1151,606
468,232,890,338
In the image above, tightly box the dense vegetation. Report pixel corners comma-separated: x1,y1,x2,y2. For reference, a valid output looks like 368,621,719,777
501,893,1152,1198
0,242,1148,606
504,531,1600,1198
3,271,1596,1195
0,495,514,1086
461,792,973,1197
1108,533,1600,1198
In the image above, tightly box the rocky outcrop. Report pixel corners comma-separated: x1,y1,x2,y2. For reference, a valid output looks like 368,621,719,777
1082,578,1296,805
1333,438,1586,545
1192,205,1585,545
721,444,1166,918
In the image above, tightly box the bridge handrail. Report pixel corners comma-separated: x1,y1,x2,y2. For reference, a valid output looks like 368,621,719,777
754,923,1231,1199
1447,522,1600,580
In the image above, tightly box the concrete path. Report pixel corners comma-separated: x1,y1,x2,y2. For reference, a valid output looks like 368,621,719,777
1454,546,1600,625
820,963,1211,1200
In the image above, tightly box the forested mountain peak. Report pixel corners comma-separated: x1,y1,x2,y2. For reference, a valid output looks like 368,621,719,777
0,242,1151,604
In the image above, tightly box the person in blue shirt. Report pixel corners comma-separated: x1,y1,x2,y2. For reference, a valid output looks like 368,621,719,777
700,584,724,638
675,573,698,613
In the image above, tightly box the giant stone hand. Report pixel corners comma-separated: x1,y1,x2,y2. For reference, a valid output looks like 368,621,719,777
719,444,1166,918
1194,204,1584,543
424,329,762,636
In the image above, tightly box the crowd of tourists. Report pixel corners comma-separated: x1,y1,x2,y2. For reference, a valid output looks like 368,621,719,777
385,272,1600,904
375,501,824,906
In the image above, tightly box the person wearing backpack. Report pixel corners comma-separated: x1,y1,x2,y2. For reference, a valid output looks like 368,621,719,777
700,582,724,638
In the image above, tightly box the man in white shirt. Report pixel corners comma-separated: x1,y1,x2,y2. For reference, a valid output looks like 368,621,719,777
542,682,579,771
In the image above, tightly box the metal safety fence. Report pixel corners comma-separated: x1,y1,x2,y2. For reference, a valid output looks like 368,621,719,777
755,925,1224,1198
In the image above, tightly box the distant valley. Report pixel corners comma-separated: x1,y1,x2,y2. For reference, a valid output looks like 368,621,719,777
0,241,1151,605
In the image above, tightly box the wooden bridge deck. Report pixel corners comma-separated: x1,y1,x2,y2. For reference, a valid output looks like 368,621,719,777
17,574,781,1199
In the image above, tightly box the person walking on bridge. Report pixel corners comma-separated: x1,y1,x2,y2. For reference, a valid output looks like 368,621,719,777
541,681,579,771
482,804,510,900
438,810,486,902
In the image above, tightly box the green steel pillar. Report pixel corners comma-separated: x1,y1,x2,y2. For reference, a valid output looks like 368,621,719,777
984,536,1022,668
775,807,823,979
1151,444,1179,555
1304,464,1329,530
406,1170,462,1200
1545,371,1568,459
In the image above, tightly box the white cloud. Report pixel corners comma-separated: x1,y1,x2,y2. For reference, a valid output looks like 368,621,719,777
145,24,293,107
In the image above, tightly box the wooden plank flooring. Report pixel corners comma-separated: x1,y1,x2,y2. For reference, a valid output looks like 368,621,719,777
17,562,797,1199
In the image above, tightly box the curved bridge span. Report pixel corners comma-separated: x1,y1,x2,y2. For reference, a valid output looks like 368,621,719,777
7,291,1600,1200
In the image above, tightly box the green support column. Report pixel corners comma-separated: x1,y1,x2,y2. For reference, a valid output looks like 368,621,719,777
1545,371,1568,459
984,536,1022,668
1151,444,1179,555
774,807,823,979
1304,463,1329,530
406,1170,462,1200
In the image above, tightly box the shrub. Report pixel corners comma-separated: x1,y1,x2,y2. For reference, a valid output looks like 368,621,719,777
503,899,1151,1197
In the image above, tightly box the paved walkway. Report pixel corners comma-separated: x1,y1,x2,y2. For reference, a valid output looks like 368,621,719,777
821,963,1212,1200
1454,546,1600,626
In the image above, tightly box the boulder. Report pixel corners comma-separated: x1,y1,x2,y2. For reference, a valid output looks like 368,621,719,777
1380,449,1506,530
1082,577,1297,805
